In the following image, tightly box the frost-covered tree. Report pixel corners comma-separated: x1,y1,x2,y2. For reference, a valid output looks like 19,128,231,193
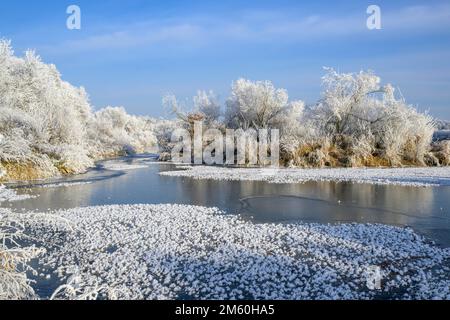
0,39,93,177
298,68,435,166
88,107,157,157
313,68,385,137
435,119,450,130
193,90,221,124
0,39,158,181
223,79,304,164
151,119,180,157
225,79,303,131
163,90,222,129
162,90,224,159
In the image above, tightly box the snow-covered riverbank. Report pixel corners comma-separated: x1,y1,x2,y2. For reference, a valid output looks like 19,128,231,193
160,166,450,187
27,204,450,300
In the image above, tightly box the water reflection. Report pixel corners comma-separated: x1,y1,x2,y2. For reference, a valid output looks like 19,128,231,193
3,157,450,246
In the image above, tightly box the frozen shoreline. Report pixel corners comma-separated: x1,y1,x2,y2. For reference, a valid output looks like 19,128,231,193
27,204,450,300
160,166,450,187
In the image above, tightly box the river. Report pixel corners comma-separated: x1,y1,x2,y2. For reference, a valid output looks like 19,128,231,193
4,155,450,248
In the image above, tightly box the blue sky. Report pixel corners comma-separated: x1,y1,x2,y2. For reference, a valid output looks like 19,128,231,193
1,0,450,119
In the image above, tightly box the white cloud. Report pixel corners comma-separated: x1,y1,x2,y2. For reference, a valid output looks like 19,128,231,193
43,3,450,54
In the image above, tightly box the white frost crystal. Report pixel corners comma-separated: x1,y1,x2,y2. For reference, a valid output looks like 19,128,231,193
28,204,450,300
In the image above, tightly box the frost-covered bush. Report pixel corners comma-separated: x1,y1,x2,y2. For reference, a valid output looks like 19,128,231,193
225,78,304,131
0,206,92,300
223,79,304,165
193,90,222,125
163,82,302,164
0,40,92,177
431,141,450,166
151,119,180,160
0,209,44,300
163,90,223,132
0,40,158,181
161,91,224,162
87,107,157,157
50,274,124,300
435,119,450,130
289,69,436,167
161,73,436,168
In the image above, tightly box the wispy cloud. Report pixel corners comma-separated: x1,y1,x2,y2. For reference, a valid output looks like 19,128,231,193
42,3,450,55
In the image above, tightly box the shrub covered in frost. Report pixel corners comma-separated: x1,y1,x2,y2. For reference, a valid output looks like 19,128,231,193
87,107,157,157
435,119,450,130
280,69,436,167
0,40,158,181
163,90,223,134
151,118,181,160
163,71,435,167
0,209,45,299
225,78,304,131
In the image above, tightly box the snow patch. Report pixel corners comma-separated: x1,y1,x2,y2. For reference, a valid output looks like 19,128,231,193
101,160,148,171
0,185,35,202
160,166,450,187
28,204,450,300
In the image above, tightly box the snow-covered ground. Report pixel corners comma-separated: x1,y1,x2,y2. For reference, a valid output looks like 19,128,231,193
160,166,450,187
27,204,450,300
101,159,184,171
101,160,149,171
